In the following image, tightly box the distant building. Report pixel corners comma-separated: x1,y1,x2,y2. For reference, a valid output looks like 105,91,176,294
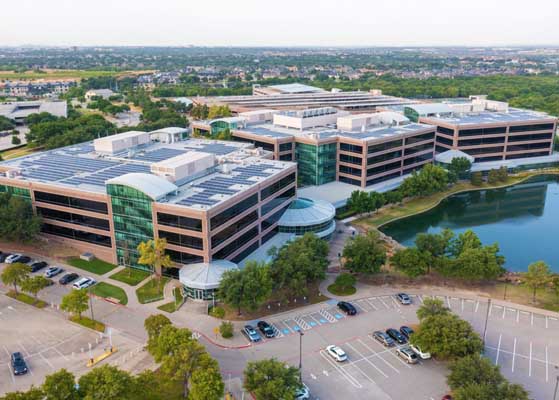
85,89,115,101
252,83,326,96
0,80,76,98
0,100,67,123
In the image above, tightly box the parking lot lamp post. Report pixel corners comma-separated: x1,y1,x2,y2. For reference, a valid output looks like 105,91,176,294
89,287,94,321
299,330,304,382
554,374,559,400
482,298,491,347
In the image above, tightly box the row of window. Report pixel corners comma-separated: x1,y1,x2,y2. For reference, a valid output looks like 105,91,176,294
159,230,203,250
339,176,361,186
368,140,403,155
211,211,258,248
261,204,289,232
339,153,362,166
210,193,258,230
339,165,362,177
403,152,432,166
260,172,296,200
508,133,553,142
167,249,203,265
367,160,401,177
157,212,203,231
507,142,551,152
213,227,259,259
34,191,108,214
509,123,554,133
366,171,401,186
403,142,434,155
261,187,296,216
231,241,260,264
405,131,435,145
436,135,454,146
36,207,110,231
279,142,293,152
41,223,112,247
279,154,293,161
506,151,550,160
367,150,402,166
457,126,506,136
458,137,505,146
279,220,333,235
340,143,363,154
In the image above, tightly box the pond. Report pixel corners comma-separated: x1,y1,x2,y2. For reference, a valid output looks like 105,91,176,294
379,174,559,272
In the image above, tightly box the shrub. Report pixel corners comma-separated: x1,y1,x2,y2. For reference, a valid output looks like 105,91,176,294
220,321,234,339
209,306,225,319
334,273,356,291
470,171,483,186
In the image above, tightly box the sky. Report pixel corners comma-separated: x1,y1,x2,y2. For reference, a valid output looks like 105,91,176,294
2,0,559,47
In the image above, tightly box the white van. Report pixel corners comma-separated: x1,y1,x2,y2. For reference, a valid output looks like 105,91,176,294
73,277,96,290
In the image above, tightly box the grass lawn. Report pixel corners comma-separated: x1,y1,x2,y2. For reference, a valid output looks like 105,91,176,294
90,282,128,305
110,268,150,286
6,291,47,308
67,257,117,275
486,282,559,313
136,277,169,304
353,171,555,229
327,283,357,296
157,301,178,313
70,315,105,332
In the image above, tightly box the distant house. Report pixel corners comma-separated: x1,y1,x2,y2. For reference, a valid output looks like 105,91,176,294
0,100,67,124
85,89,115,101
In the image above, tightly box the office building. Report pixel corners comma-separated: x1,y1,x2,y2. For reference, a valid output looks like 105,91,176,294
0,100,68,123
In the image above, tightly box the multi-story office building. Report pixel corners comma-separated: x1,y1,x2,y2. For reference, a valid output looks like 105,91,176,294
0,129,305,278
0,100,68,123
405,97,558,162
193,108,438,189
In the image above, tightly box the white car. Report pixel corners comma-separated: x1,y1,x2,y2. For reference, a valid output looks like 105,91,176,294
326,345,347,362
295,383,310,400
5,254,23,264
396,346,419,364
72,277,96,290
410,344,431,360
44,266,64,278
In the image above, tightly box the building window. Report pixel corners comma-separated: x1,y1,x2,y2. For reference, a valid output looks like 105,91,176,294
41,223,112,247
167,249,203,265
340,143,363,154
279,142,293,152
404,142,434,155
260,173,296,200
405,131,435,145
366,171,401,186
339,153,362,166
508,133,553,142
34,191,108,214
505,151,549,160
296,143,336,186
260,205,289,231
458,137,506,146
261,186,295,216
507,142,551,152
261,227,279,245
158,230,203,250
211,210,258,247
36,207,110,231
210,194,258,230
367,160,401,176
458,127,507,136
339,176,361,186
231,241,260,264
437,126,455,136
213,227,259,259
404,153,433,166
0,185,31,199
279,220,333,235
463,146,504,155
279,153,293,161
157,212,202,231
339,165,362,177
368,140,402,155
367,150,402,165
436,135,454,146
509,123,554,133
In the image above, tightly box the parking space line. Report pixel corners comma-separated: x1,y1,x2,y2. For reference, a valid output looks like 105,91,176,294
378,297,390,309
353,301,368,313
511,337,516,372
516,310,520,323
545,345,549,382
53,347,69,361
345,342,388,378
319,351,362,389
495,334,502,365
531,313,534,326
18,341,30,357
546,316,548,329
365,298,378,310
359,339,399,374
475,300,480,313
502,306,506,319
39,352,54,370
529,341,532,377
461,298,464,312
389,297,401,308
307,314,322,327
319,309,337,323
6,364,15,384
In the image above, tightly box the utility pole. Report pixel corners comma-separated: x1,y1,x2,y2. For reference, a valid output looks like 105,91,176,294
299,331,304,382
482,298,491,347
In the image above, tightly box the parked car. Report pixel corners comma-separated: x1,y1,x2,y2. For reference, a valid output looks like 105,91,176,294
59,273,79,285
400,326,414,339
386,328,407,344
0,252,11,262
295,383,311,400
30,261,48,273
410,344,431,360
396,346,419,364
44,266,64,278
72,277,96,290
10,352,28,375
372,330,395,347
396,293,412,305
326,345,347,362
5,254,30,264
442,395,453,400
337,301,357,316
257,320,276,338
242,325,261,342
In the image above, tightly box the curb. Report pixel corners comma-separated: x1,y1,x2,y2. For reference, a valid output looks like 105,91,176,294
194,330,252,350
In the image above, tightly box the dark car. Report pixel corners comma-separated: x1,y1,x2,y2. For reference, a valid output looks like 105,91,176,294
257,320,276,338
386,328,407,344
337,301,357,316
400,326,415,339
11,352,28,375
30,261,48,273
59,273,79,285
0,252,11,262
372,330,395,347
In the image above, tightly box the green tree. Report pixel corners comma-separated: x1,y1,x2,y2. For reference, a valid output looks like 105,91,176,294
11,135,21,145
450,229,482,257
390,248,431,277
60,289,89,319
342,231,386,274
384,190,403,205
411,313,483,360
523,260,552,303
0,194,42,243
448,157,472,180
189,357,225,400
219,261,272,314
78,365,133,400
0,387,43,400
150,325,193,362
1,262,31,295
415,229,454,272
0,116,16,132
21,275,50,302
447,354,504,391
450,245,505,281
487,169,500,185
333,273,356,291
416,298,450,321
471,171,483,186
497,166,508,182
347,190,369,215
243,359,301,400
219,321,234,338
137,238,173,284
399,164,449,197
42,369,78,400
144,314,172,355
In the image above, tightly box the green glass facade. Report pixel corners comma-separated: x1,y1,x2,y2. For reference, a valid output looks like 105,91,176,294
210,120,237,136
295,142,337,186
0,185,31,200
107,184,154,271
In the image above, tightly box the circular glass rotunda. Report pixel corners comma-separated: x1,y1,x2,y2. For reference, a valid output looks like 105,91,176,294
277,197,336,239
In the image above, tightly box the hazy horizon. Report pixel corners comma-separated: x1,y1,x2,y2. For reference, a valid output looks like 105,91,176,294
2,0,559,47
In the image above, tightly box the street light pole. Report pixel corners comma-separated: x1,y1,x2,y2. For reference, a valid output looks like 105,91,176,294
482,298,491,347
299,331,304,382
553,375,559,400
89,287,94,321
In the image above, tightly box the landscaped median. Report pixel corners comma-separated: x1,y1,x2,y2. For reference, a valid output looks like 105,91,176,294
136,277,169,304
109,267,150,286
70,315,105,332
90,282,128,305
67,257,117,275
6,290,47,308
